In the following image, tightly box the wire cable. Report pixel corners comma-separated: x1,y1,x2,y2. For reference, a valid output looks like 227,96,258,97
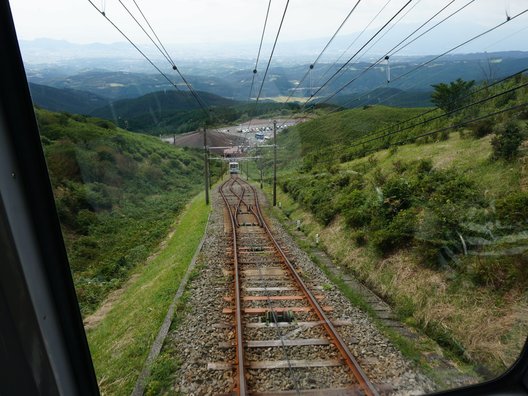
348,80,528,149
277,0,464,129
248,0,272,102
282,0,362,104
309,0,413,102
254,0,290,105
383,101,528,150
316,0,393,87
349,67,528,145
131,0,176,66
315,2,521,107
86,0,181,92
392,8,528,83
117,0,174,67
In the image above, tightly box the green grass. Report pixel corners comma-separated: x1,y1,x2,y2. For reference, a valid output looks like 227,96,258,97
347,131,522,198
86,192,210,395
258,182,480,388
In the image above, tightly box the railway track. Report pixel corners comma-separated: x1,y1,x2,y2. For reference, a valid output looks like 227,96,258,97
217,176,381,396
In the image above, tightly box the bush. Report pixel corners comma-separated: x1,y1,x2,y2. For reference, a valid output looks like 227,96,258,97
470,119,494,138
491,121,524,160
372,209,417,254
495,191,528,225
340,190,372,228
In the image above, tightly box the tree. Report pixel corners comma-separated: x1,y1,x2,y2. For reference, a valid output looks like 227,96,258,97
430,78,475,114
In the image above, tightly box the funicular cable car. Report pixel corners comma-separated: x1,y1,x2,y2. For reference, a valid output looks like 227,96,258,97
229,161,240,174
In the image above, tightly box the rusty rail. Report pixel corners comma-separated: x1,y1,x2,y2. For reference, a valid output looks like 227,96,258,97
220,176,379,396
219,177,247,396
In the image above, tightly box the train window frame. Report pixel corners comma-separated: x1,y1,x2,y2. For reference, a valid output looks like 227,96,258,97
0,1,527,394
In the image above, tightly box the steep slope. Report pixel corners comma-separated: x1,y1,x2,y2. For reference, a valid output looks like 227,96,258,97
36,108,216,314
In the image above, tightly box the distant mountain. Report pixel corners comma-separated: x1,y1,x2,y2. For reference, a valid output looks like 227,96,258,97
91,89,237,118
29,82,109,114
90,89,238,133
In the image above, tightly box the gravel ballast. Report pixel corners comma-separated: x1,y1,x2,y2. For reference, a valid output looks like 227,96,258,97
167,182,436,395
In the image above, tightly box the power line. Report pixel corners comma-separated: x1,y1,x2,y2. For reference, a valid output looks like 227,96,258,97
89,0,211,117
273,0,413,130
344,0,426,77
117,0,173,67
131,0,176,67
248,0,272,102
316,0,393,87
383,101,528,151
392,7,528,83
277,0,466,129
308,0,413,102
254,0,290,105
348,80,528,149
86,0,181,92
351,67,528,145
282,0,362,104
313,2,523,108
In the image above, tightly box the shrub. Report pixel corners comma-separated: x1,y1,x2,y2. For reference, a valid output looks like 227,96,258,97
495,191,528,225
470,119,494,138
340,190,371,228
381,178,412,217
372,209,417,254
491,121,524,160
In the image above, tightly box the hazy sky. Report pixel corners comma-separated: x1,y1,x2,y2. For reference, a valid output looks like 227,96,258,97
9,0,528,46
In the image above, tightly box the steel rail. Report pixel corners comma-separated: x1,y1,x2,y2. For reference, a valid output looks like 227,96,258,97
230,178,263,227
219,178,248,396
246,181,380,396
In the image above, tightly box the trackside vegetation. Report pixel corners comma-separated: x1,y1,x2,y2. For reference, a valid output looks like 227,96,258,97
87,193,209,396
265,76,528,374
36,108,217,314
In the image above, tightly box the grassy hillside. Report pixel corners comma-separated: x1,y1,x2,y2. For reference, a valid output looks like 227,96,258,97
330,87,432,108
36,108,216,314
265,76,528,374
29,82,109,114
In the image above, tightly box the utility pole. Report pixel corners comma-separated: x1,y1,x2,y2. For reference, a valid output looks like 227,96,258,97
273,120,277,207
203,125,209,205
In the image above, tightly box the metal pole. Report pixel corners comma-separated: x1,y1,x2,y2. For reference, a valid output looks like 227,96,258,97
246,160,249,181
273,120,277,206
203,126,209,205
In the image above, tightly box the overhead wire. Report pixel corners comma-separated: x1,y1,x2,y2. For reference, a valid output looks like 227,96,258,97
86,0,181,93
348,80,528,150
254,0,290,105
117,0,174,67
349,67,528,146
392,8,528,83
300,0,474,117
313,1,524,107
247,0,290,131
316,0,393,87
248,0,272,102
307,0,413,102
90,0,211,117
374,101,528,153
282,0,362,104
336,0,427,82
131,0,176,66
276,0,467,129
